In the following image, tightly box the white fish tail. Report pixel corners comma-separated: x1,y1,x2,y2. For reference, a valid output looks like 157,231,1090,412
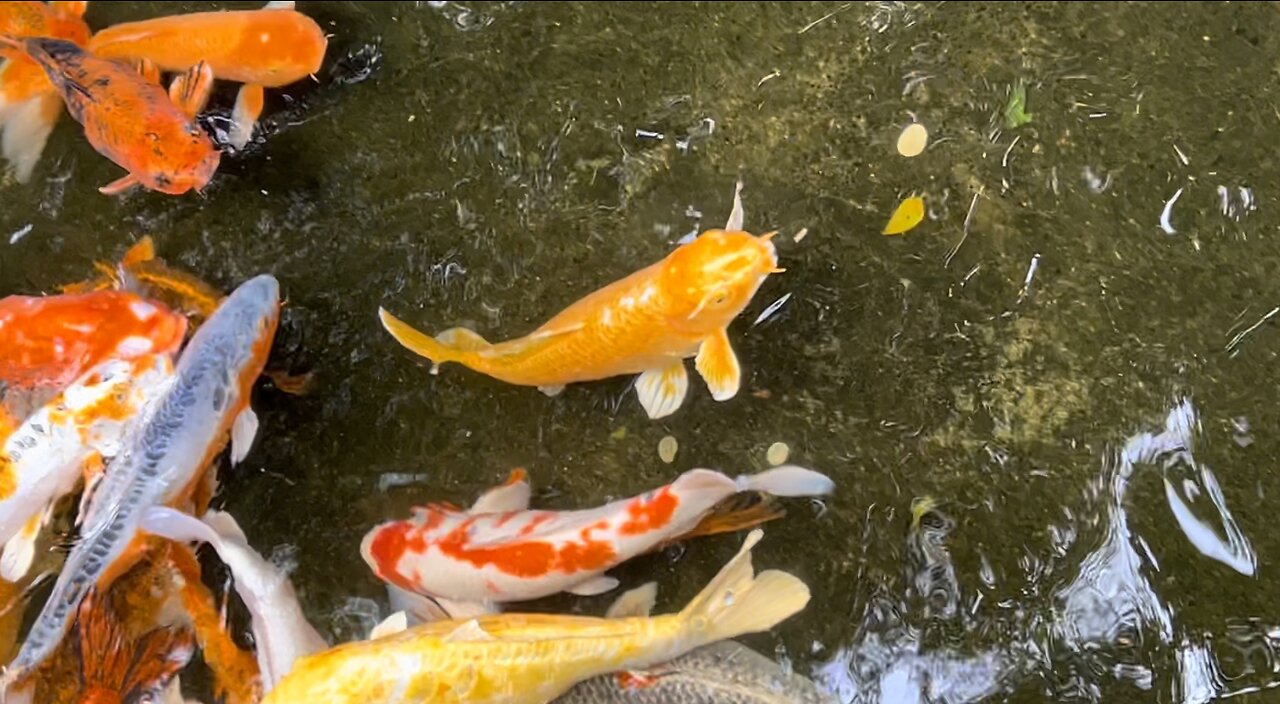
677,529,809,647
734,465,835,497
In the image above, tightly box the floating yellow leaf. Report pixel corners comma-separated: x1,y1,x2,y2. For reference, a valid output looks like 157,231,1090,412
882,195,925,236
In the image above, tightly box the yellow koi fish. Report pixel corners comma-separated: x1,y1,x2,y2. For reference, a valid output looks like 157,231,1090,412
261,529,808,703
379,182,783,420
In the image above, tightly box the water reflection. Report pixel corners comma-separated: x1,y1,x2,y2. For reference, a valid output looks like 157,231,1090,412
816,398,1271,702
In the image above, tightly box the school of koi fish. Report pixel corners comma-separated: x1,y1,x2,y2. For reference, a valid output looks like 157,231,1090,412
0,2,835,703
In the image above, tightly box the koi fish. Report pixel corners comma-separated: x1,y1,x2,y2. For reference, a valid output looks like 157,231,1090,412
1,275,280,690
0,1,89,182
139,507,329,691
0,290,187,398
379,181,783,420
73,588,195,704
360,464,833,618
61,236,225,323
262,529,808,704
0,35,221,195
61,235,315,396
0,354,174,583
87,0,328,150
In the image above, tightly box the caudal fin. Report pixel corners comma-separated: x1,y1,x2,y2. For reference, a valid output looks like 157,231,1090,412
77,589,194,699
378,307,488,372
735,465,835,497
0,56,64,183
678,529,809,646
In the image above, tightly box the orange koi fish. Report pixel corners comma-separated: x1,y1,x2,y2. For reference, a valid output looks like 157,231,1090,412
0,35,221,195
1,275,280,691
73,589,194,704
0,289,186,399
379,182,783,420
87,0,328,150
61,236,225,323
360,465,833,619
0,1,89,182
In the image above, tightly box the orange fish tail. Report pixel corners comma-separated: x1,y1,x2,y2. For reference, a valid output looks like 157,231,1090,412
378,308,489,371
664,492,786,548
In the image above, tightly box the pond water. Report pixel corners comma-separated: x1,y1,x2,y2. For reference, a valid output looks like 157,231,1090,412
3,2,1280,702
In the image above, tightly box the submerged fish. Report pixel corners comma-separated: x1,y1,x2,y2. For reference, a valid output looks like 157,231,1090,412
560,638,831,703
0,354,174,583
72,588,195,704
361,465,833,619
1,275,280,691
0,290,186,399
0,35,220,195
61,236,226,324
87,0,328,150
0,1,89,182
379,181,783,420
263,529,809,704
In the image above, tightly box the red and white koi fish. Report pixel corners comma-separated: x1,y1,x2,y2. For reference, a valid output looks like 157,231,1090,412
0,353,174,583
360,464,833,619
1,275,280,692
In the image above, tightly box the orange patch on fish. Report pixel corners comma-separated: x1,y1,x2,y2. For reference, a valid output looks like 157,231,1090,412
618,488,679,536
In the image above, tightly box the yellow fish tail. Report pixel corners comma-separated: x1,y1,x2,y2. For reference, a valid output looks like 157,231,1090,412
378,307,490,372
677,529,810,648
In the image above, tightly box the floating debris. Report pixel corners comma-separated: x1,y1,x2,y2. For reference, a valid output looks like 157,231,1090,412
635,129,664,141
7,224,32,245
1003,79,1033,129
610,426,628,440
752,292,793,327
793,227,809,243
658,435,678,464
883,196,925,236
896,122,929,158
767,442,790,466
377,472,430,492
1159,187,1185,235
1018,253,1042,301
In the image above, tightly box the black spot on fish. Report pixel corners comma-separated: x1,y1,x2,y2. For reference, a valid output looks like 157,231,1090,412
211,385,226,412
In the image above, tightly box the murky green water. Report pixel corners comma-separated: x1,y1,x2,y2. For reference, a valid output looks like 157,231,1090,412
5,1,1280,702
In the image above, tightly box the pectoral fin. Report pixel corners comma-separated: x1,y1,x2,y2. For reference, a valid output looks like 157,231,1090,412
230,407,259,465
635,361,688,420
229,83,265,150
0,506,49,581
695,328,741,401
566,575,619,596
605,582,657,618
538,385,564,397
444,619,495,643
469,468,531,513
368,611,408,640
170,61,215,119
264,1,296,9
99,174,139,196
725,179,745,231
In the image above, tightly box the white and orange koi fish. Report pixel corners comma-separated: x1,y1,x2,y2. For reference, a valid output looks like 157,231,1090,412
1,274,280,693
360,464,833,620
0,353,174,583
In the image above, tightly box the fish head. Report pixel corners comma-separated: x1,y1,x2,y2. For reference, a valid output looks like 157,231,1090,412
660,229,781,332
137,121,222,196
250,13,329,83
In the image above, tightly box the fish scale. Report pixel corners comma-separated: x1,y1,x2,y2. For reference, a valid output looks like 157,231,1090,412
2,275,280,691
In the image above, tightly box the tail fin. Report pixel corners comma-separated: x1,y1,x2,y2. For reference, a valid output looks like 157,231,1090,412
378,307,488,372
77,589,194,700
734,465,835,497
671,492,786,545
0,58,63,183
677,529,809,646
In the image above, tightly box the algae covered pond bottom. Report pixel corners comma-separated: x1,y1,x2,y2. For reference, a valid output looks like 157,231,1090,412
4,2,1280,702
